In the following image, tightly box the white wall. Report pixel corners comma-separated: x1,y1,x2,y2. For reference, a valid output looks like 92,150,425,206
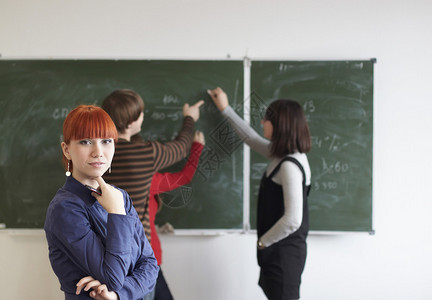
1,0,432,299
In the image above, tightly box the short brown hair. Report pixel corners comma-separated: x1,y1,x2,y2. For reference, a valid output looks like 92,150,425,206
101,89,144,134
264,99,311,157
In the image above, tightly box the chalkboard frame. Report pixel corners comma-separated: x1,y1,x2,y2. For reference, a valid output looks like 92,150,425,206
0,58,374,234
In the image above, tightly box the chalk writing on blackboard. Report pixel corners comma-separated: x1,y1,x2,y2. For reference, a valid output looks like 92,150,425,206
250,60,373,232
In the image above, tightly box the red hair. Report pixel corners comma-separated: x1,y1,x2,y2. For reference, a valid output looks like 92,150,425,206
62,105,118,172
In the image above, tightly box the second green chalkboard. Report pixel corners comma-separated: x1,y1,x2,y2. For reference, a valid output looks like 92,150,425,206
249,60,374,232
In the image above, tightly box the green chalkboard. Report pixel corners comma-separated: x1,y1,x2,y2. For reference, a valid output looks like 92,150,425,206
249,60,374,232
0,59,374,232
0,60,244,229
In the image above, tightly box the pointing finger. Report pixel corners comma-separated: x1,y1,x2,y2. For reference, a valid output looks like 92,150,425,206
94,176,106,188
193,100,204,108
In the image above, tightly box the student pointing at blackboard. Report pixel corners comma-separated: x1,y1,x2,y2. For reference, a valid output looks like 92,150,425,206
101,89,203,299
208,87,312,300
101,89,202,237
44,105,159,299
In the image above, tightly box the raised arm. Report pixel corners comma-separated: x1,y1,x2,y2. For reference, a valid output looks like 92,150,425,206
152,100,204,171
151,132,204,195
208,87,271,158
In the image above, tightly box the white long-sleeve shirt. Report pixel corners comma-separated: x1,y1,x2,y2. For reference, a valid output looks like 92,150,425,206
222,106,311,247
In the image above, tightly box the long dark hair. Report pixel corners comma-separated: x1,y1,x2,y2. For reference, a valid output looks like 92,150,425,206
264,99,311,157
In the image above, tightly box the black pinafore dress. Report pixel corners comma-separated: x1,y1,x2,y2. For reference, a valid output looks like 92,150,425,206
257,156,310,300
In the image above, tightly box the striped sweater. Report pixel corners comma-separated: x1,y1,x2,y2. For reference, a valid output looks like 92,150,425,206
103,116,195,241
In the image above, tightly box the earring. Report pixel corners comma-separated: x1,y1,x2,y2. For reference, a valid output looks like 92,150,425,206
65,160,71,177
109,166,112,174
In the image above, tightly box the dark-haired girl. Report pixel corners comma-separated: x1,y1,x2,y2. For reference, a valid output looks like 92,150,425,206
208,87,312,300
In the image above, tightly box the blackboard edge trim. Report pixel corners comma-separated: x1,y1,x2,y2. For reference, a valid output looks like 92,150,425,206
0,229,44,236
160,229,375,236
248,230,375,236
1,228,376,236
160,229,245,236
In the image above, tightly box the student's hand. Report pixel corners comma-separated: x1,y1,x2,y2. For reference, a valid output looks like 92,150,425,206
193,130,205,145
207,87,229,111
93,177,126,215
76,276,119,300
183,100,204,122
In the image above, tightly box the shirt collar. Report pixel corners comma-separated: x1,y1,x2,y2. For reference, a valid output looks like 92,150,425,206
62,176,97,207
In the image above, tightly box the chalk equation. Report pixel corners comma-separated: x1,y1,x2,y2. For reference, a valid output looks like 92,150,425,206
311,134,342,152
147,94,183,122
52,107,70,120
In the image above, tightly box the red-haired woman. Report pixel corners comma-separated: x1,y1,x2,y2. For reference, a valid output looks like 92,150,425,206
208,88,312,300
44,105,159,300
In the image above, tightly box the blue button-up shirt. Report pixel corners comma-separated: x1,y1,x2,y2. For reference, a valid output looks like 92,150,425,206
44,176,159,299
